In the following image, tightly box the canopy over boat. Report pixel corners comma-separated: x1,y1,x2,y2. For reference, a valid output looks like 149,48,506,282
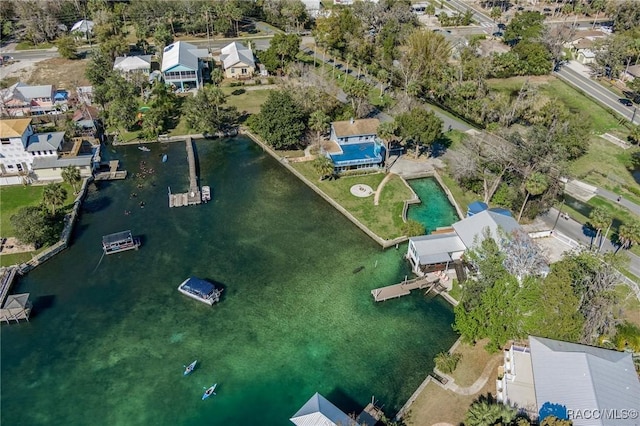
181,277,216,298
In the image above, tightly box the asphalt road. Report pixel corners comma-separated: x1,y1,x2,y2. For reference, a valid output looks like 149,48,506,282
554,65,640,125
445,0,494,26
541,207,640,278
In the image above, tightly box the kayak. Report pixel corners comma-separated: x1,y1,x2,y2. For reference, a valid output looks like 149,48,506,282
202,383,217,400
184,360,197,376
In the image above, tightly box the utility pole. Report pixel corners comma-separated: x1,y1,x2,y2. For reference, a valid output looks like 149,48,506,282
206,10,211,53
552,198,566,232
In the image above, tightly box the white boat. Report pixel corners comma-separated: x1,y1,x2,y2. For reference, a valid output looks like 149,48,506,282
177,277,223,306
201,186,211,202
202,383,217,400
184,360,197,376
138,146,151,152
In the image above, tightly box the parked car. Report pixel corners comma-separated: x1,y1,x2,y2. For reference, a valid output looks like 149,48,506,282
497,23,507,30
619,98,633,107
492,31,504,37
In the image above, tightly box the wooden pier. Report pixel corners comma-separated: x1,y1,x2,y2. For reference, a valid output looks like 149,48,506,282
94,160,127,180
371,273,441,302
169,137,202,207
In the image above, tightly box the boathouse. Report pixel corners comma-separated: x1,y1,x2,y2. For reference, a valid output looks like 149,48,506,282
290,393,358,426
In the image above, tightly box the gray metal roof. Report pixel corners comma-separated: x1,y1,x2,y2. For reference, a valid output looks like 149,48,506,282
26,132,65,152
452,210,521,249
409,232,466,265
220,42,255,69
530,336,640,426
31,155,92,169
113,55,152,72
15,84,54,100
290,392,355,426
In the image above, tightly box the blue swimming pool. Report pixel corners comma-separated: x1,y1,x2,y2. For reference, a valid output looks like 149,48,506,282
330,142,384,167
407,178,460,233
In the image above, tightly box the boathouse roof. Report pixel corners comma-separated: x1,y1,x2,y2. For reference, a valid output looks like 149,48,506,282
102,230,133,245
290,392,355,426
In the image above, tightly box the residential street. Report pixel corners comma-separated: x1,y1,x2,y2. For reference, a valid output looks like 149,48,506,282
554,63,640,125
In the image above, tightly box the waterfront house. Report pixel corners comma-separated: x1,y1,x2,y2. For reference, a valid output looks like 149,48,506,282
0,118,37,175
325,118,384,173
498,336,640,425
113,55,152,78
290,392,359,426
220,42,256,79
161,41,209,91
0,83,58,117
407,210,523,278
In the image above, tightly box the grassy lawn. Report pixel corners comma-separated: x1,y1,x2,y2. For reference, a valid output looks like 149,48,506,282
568,140,640,204
221,87,273,115
448,279,461,302
487,76,626,135
15,41,54,50
292,162,414,240
407,339,499,426
0,251,39,267
0,183,76,237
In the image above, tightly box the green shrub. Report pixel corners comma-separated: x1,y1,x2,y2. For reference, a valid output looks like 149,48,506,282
434,351,462,374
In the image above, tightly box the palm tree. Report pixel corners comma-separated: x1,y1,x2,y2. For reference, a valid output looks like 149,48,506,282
308,110,330,148
588,207,612,251
629,125,640,145
61,166,82,194
42,182,68,216
377,120,397,173
616,222,640,253
517,172,548,221
312,155,334,180
465,399,516,426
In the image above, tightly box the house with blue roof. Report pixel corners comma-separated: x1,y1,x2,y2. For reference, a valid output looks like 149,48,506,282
325,118,384,173
161,41,209,91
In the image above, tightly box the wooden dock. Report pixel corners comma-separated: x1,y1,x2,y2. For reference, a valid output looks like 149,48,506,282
94,160,127,180
169,137,202,207
371,273,441,302
0,267,31,324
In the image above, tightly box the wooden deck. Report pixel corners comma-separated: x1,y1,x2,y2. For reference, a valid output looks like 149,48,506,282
371,273,441,302
0,267,17,307
94,160,127,180
169,137,202,207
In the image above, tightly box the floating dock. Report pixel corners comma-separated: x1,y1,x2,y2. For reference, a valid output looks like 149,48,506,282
94,160,127,180
102,230,141,255
371,273,441,302
169,137,204,207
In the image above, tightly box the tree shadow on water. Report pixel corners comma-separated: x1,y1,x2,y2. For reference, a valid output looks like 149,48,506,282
30,295,56,319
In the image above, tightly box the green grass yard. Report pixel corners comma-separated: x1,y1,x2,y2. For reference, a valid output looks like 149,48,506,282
292,162,414,240
221,87,273,115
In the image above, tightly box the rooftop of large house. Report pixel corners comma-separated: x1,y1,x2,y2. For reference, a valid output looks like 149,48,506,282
530,336,640,425
220,42,255,69
113,55,152,72
26,132,65,152
332,118,379,138
451,210,520,248
161,41,208,72
1,83,54,104
0,118,31,138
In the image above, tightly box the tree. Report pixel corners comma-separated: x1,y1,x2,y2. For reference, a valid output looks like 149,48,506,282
61,166,82,194
311,155,334,180
517,172,548,221
616,222,640,252
183,84,238,134
502,229,547,283
465,397,517,426
628,125,640,145
490,7,502,22
308,110,330,148
42,182,68,216
377,120,397,172
268,33,301,71
434,352,462,374
153,23,174,56
402,28,452,93
10,206,54,247
504,11,545,44
56,36,78,59
247,91,306,149
396,109,442,158
401,220,425,237
342,79,371,118
588,207,612,251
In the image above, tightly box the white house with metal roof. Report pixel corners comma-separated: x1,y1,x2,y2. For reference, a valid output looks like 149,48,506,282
161,41,209,91
113,55,152,77
220,42,256,79
0,83,58,117
499,336,640,425
407,210,521,277
70,19,94,40
290,392,359,426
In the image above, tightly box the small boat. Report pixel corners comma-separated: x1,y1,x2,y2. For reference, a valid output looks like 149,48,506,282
184,360,197,376
138,146,151,152
202,383,217,400
162,154,168,162
201,186,211,203
102,230,141,255
178,277,223,306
